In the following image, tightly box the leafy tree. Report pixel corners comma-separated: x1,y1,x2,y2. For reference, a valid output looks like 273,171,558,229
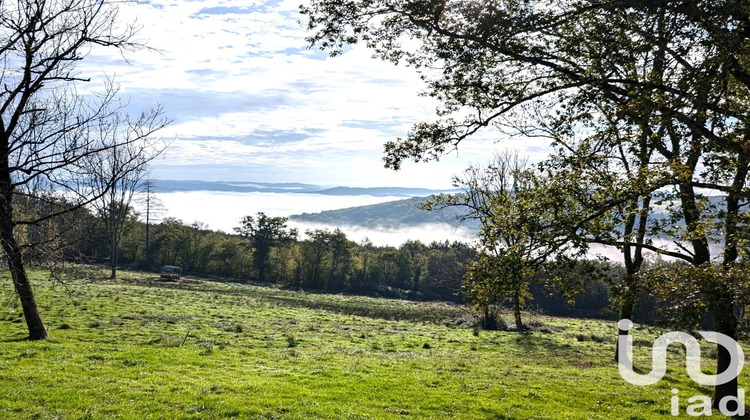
375,248,400,289
296,228,354,290
154,218,190,267
539,109,667,359
268,242,301,285
430,152,578,330
422,241,473,302
327,228,355,290
205,234,250,278
298,229,332,289
398,240,427,291
351,238,376,291
303,0,750,404
235,213,297,282
183,222,210,272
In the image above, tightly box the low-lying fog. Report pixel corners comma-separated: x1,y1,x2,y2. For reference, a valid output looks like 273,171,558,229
144,190,477,247
141,190,682,263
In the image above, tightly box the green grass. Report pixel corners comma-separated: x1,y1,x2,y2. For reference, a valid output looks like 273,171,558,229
0,269,740,419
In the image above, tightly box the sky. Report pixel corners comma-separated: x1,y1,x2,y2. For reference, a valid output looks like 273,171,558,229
81,0,554,190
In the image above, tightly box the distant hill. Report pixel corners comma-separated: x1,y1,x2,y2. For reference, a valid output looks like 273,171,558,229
287,192,713,234
312,187,458,197
152,180,459,198
151,180,322,194
289,196,481,231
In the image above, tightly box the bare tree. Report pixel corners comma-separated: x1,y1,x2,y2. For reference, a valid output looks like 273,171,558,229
88,110,168,279
0,0,166,340
139,178,165,269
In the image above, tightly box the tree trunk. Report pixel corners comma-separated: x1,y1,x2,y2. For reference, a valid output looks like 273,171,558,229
615,270,640,362
0,197,48,340
110,231,118,279
145,184,151,268
258,263,265,283
712,151,748,410
512,288,523,331
679,178,739,409
614,295,635,362
713,296,739,411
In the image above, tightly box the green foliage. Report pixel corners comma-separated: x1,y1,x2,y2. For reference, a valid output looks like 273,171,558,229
431,152,582,330
303,3,749,402
235,212,298,282
50,209,474,302
297,228,354,290
645,260,750,332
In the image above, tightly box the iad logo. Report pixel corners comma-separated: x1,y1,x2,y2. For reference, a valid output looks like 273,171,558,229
617,319,746,416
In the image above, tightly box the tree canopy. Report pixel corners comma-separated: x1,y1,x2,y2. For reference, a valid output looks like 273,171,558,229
303,0,750,405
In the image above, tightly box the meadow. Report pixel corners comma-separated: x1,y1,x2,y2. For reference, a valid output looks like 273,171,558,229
0,270,739,419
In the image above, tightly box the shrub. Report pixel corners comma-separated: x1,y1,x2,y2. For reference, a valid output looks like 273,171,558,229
286,335,297,348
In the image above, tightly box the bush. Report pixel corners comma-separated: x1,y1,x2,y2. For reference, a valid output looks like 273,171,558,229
286,335,297,348
479,307,507,331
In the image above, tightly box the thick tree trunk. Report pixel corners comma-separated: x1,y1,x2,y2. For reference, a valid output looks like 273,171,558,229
8,249,48,340
712,151,748,410
679,176,741,409
713,296,739,411
0,198,48,340
614,294,635,363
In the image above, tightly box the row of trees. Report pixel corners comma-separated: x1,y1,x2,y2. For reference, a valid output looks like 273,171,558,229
91,211,475,302
12,189,634,316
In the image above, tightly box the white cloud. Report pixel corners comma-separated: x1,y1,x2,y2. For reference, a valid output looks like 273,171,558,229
81,0,553,192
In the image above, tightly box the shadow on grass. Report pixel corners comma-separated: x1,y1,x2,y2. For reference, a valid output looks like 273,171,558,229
110,276,467,325
512,332,576,353
0,336,33,343
264,295,464,325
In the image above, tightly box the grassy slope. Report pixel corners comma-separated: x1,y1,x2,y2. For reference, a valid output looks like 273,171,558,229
0,270,733,419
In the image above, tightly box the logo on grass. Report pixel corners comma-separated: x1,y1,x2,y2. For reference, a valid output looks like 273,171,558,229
617,319,745,416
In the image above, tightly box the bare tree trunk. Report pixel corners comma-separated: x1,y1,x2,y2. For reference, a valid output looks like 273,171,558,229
0,188,47,340
145,182,151,268
110,229,118,279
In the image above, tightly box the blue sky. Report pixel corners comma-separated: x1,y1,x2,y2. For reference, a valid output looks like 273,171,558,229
83,0,553,189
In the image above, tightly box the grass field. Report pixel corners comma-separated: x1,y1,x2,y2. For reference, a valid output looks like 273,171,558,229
0,269,742,419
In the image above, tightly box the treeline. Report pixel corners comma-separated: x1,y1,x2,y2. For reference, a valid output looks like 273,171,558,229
9,199,628,317
127,219,474,302
15,201,481,302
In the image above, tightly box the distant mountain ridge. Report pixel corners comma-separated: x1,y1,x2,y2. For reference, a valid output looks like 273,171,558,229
152,179,459,198
289,196,481,231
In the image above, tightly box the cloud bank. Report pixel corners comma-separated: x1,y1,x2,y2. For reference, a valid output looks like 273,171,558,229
80,0,553,189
